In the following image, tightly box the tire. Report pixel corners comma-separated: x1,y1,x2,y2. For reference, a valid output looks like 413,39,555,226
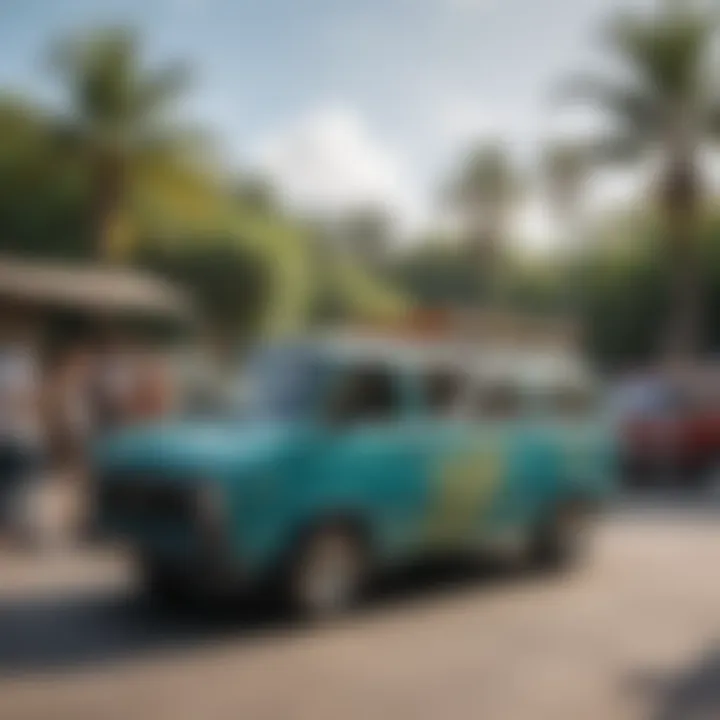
285,523,368,619
140,560,194,608
703,459,720,492
528,503,594,571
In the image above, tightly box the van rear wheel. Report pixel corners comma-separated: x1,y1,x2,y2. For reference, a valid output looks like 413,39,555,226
529,504,593,570
286,524,368,619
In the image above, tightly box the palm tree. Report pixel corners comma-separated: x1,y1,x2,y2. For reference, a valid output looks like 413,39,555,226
564,1,720,358
541,140,588,245
447,142,519,302
51,27,197,262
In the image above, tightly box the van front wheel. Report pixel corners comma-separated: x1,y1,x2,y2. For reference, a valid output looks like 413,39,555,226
286,524,368,619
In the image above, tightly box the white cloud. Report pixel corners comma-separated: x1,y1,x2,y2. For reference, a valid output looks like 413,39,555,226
254,105,427,234
514,195,558,253
544,106,611,143
250,102,651,252
435,98,545,162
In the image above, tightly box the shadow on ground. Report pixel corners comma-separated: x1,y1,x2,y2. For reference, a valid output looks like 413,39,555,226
0,558,526,678
628,645,720,720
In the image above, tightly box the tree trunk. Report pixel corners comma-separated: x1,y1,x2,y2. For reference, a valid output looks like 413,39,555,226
468,205,504,308
92,150,127,263
661,155,702,362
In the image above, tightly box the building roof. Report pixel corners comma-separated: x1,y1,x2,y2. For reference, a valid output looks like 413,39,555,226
0,255,193,325
349,308,579,351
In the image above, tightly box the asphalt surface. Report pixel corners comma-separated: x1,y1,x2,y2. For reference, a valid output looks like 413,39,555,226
1,506,720,720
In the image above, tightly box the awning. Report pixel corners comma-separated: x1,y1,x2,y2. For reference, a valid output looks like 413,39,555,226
0,255,193,326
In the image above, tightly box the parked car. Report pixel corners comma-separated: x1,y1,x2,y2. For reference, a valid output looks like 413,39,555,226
617,369,720,487
93,336,616,617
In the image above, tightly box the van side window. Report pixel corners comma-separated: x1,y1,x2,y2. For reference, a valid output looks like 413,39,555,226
473,380,523,420
327,364,400,423
423,369,467,417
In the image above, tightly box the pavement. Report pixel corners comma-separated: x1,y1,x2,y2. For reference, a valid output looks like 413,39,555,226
1,505,720,720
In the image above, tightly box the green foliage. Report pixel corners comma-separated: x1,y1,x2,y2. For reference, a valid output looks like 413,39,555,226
12,14,720,366
389,237,564,314
50,26,204,261
0,26,406,346
540,141,589,222
136,237,270,348
574,237,670,368
388,213,720,370
337,207,393,265
0,98,92,259
51,26,192,148
443,142,521,304
447,143,518,215
561,1,720,358
564,5,720,163
388,241,485,307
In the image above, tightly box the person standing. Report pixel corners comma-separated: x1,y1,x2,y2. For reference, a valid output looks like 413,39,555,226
0,342,44,541
88,341,136,436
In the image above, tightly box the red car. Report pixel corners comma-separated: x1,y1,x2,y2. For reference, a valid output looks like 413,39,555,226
619,373,720,487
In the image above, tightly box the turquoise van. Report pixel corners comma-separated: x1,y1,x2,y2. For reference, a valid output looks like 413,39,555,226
94,336,616,616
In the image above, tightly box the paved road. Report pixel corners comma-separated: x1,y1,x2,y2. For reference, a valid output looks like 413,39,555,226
1,510,720,720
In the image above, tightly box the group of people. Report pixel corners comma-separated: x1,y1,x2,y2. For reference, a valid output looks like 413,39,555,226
0,339,175,543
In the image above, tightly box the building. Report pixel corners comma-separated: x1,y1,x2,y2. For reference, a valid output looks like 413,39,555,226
0,254,193,355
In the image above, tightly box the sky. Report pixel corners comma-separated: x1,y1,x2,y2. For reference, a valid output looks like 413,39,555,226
0,0,652,247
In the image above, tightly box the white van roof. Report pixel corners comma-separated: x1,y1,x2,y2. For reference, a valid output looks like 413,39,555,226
309,331,593,389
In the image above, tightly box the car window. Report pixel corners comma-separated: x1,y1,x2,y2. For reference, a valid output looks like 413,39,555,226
423,369,468,417
472,380,524,421
327,363,401,424
238,346,327,421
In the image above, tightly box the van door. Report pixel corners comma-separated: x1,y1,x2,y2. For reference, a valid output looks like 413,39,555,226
311,362,427,564
414,368,483,551
543,381,609,505
421,376,539,553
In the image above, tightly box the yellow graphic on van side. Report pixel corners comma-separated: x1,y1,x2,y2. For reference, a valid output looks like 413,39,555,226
426,448,503,546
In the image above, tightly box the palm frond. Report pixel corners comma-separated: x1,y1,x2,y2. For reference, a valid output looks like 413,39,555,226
133,63,191,120
585,133,647,167
558,75,663,137
705,98,720,141
446,142,519,208
50,26,191,136
51,27,141,128
608,8,713,101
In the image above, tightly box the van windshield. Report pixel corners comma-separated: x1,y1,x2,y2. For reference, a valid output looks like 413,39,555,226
235,346,327,421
